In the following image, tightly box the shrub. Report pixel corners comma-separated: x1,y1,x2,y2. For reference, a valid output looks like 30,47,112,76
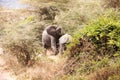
39,6,60,20
1,16,45,66
69,12,120,57
5,39,43,66
64,11,120,75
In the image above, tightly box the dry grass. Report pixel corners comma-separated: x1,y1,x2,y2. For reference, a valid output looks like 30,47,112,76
54,0,104,34
0,50,66,80
1,0,120,80
103,0,120,8
87,66,120,80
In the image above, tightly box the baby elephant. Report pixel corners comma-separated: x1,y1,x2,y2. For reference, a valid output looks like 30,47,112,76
42,25,63,55
59,34,72,54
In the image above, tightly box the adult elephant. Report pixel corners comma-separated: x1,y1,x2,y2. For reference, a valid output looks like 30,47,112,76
42,25,63,55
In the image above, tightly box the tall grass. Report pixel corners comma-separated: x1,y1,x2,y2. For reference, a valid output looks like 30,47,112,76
1,0,120,80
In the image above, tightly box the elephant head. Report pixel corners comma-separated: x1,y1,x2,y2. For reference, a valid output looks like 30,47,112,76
46,25,62,38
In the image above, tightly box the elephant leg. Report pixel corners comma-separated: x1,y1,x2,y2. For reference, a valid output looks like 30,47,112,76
59,43,65,54
51,37,58,55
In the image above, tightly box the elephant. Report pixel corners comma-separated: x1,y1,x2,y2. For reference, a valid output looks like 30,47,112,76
42,25,63,55
59,34,72,54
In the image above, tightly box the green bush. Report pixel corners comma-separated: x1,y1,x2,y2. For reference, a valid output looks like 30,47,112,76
64,12,120,76
69,12,120,56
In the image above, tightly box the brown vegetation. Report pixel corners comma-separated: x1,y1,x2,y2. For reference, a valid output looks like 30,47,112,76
88,66,120,80
0,0,120,80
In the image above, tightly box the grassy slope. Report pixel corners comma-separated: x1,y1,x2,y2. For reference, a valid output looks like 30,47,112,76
0,0,120,80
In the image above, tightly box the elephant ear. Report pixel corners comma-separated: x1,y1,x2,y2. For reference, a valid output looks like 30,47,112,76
56,27,64,37
46,26,57,37
56,27,61,34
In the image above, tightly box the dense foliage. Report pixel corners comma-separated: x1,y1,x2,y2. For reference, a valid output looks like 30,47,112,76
63,12,120,80
69,12,120,57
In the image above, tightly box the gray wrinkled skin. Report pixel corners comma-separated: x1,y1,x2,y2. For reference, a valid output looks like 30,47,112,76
42,25,63,55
